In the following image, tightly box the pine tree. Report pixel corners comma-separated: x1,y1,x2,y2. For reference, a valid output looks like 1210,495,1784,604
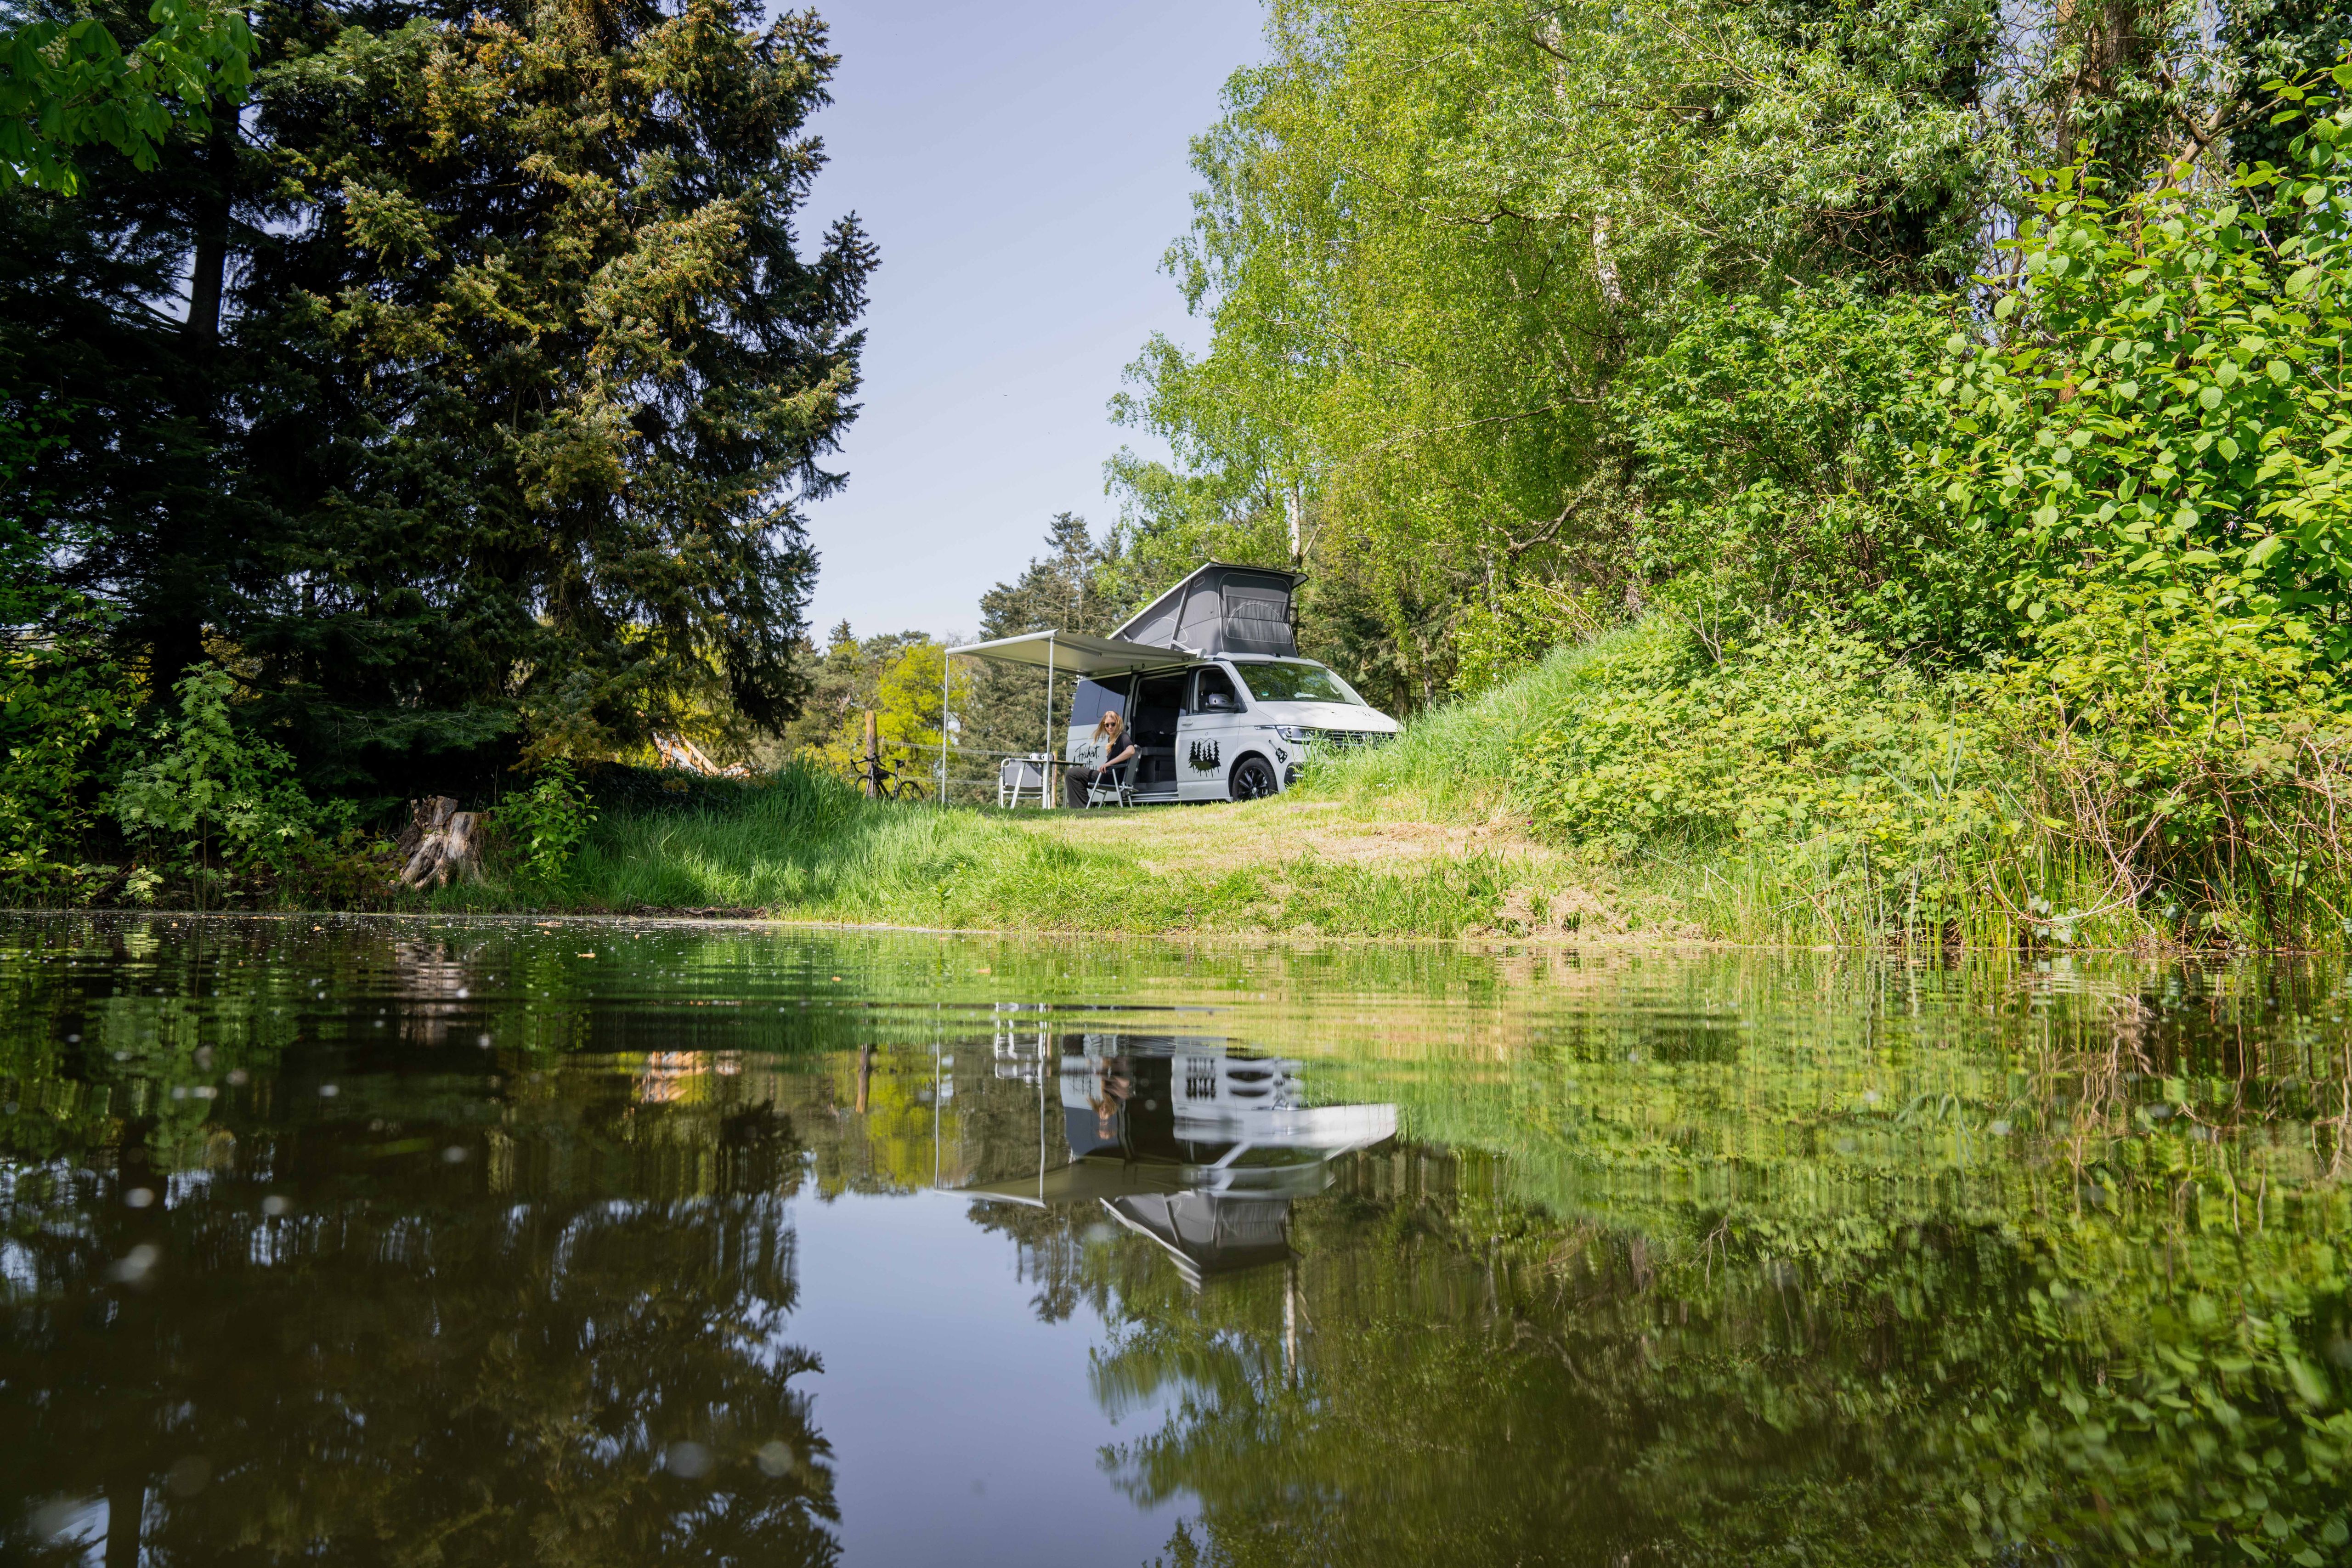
3,0,874,797
960,513,1112,769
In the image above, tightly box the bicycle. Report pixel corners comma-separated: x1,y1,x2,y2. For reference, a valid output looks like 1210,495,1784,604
859,755,933,802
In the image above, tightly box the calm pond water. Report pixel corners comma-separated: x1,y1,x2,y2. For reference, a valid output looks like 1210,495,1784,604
3,914,2349,1567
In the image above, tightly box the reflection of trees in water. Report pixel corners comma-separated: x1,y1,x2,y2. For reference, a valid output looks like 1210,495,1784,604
1026,1122,2352,1568
1085,1153,2000,1566
0,1089,838,1566
965,1202,1090,1323
11,922,2352,1565
964,1200,1175,1327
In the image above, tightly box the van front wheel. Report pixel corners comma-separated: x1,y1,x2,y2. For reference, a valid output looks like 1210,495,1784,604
1228,755,1280,801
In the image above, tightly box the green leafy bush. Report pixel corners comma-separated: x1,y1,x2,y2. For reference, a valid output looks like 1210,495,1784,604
0,0,252,194
1448,581,1605,697
1509,620,2011,926
1619,289,1999,654
110,665,318,898
0,603,134,897
1989,575,2352,941
1471,592,2351,944
502,760,597,883
1934,70,2352,652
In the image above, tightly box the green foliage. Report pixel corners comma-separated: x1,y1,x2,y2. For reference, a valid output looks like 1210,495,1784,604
812,640,956,794
1215,51,2352,948
1447,580,1603,698
1099,453,1296,607
1112,0,2234,699
1310,591,2352,944
7,0,874,796
0,401,64,627
0,0,251,193
0,397,128,899
501,759,596,883
110,664,318,894
2228,0,2352,174
1619,288,2002,653
1934,73,2352,654
1295,630,1622,819
957,514,1116,775
769,621,967,800
1989,575,2352,941
242,0,872,770
0,601,133,896
1509,620,2008,925
772,622,934,766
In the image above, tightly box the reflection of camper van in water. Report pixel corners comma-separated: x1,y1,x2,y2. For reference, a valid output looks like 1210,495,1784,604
956,562,1402,803
967,1034,1398,1287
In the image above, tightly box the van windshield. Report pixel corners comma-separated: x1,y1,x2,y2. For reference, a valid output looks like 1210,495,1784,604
1232,661,1363,706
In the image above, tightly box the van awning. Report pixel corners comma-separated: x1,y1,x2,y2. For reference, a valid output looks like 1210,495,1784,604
949,629,1194,678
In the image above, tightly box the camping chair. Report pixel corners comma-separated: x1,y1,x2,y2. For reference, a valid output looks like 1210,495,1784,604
1084,756,1136,808
997,754,1052,809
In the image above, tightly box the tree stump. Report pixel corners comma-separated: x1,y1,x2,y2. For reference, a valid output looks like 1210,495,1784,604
395,797,486,890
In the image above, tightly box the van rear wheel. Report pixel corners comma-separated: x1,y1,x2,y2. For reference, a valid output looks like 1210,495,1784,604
1229,755,1279,801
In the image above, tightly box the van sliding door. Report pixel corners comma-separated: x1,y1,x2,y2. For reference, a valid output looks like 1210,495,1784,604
1128,673,1186,796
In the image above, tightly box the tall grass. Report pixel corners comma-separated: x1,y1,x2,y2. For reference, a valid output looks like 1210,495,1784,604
1302,632,1632,820
431,761,1532,940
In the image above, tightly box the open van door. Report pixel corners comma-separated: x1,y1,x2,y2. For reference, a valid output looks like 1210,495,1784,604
1125,669,1188,801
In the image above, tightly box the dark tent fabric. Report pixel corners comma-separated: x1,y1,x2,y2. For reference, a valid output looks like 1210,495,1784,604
1111,563,1305,657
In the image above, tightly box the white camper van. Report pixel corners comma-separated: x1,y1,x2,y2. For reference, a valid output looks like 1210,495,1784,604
957,563,1399,803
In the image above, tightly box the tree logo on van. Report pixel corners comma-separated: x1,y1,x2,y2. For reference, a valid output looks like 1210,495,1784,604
1187,740,1221,773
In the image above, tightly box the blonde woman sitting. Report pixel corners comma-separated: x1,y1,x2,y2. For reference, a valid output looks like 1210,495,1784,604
1080,710,1139,804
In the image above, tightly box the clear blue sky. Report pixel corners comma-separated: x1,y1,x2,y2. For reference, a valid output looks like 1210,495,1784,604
795,0,1267,642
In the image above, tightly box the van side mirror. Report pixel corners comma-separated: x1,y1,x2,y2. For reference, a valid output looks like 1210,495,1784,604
1205,692,1234,711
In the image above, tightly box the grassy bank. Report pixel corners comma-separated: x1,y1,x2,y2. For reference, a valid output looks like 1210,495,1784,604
438,610,2350,951
431,761,1646,941
1312,614,2352,950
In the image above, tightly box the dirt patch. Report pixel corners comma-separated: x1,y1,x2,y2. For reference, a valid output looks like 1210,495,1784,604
1478,883,1637,939
1006,795,1678,942
1012,796,1550,875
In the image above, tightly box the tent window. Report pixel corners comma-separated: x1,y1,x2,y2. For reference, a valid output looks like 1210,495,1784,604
1222,583,1294,655
1177,583,1224,648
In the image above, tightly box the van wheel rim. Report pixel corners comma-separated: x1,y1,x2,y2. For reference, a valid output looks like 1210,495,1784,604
1231,759,1278,800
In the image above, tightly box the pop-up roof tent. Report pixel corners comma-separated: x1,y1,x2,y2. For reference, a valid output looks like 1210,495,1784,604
952,561,1305,675
1110,561,1304,658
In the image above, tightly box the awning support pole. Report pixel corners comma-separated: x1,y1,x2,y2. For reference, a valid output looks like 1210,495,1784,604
939,649,950,806
1042,632,1056,809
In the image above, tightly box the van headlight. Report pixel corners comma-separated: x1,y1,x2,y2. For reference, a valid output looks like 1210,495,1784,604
1272,725,1312,743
